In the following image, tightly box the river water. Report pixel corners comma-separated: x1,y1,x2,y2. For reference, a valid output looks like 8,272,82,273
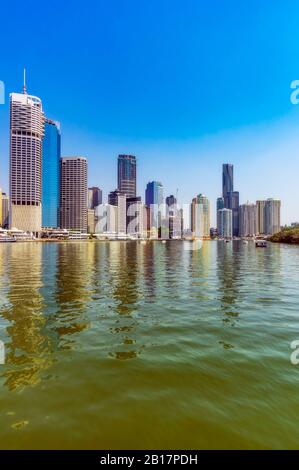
0,240,299,449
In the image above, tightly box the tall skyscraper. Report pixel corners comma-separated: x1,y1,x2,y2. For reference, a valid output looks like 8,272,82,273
256,199,281,235
265,199,281,235
191,194,210,238
118,154,136,197
145,181,164,238
42,118,61,228
256,200,267,235
226,191,240,237
217,197,224,211
126,196,145,237
60,157,87,232
88,187,102,209
145,181,164,206
222,164,234,199
222,164,239,236
10,87,44,233
239,202,257,237
217,208,233,238
108,189,127,234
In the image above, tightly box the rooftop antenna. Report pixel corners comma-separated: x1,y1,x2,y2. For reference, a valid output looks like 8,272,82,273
23,68,27,94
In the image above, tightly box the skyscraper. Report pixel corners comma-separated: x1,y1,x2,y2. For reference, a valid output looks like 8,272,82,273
239,202,257,237
222,164,239,236
60,157,87,232
126,196,145,238
42,118,61,228
10,88,44,233
217,208,233,238
108,189,127,234
145,181,164,238
226,191,240,237
191,194,210,238
217,197,224,211
88,187,102,209
118,154,136,197
265,199,281,235
222,164,234,199
256,200,267,235
145,181,164,206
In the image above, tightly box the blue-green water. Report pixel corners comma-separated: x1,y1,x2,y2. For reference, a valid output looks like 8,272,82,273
0,240,299,449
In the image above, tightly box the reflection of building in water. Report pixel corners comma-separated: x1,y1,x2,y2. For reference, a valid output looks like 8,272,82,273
216,241,241,322
187,240,212,301
0,243,53,391
54,243,91,348
107,242,143,360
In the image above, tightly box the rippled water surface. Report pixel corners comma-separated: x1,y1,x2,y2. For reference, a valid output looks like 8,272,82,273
0,240,299,449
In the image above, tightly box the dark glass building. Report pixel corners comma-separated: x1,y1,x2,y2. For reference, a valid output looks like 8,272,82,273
222,164,234,199
118,154,136,197
42,119,61,227
145,181,163,206
226,191,239,237
88,187,102,209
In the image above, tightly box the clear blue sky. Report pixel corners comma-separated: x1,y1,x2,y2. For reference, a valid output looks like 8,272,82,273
1,0,299,224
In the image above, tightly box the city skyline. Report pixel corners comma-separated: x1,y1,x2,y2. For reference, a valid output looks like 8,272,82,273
0,79,286,232
0,1,298,226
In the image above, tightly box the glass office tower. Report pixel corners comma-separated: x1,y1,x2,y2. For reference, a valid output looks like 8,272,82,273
222,163,234,199
42,119,61,227
118,155,136,197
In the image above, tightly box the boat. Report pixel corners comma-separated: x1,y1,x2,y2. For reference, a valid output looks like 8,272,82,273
255,240,267,248
0,235,16,243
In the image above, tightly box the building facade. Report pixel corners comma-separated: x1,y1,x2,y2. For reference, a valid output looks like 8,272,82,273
60,157,87,232
256,200,267,235
222,164,234,199
10,92,44,232
42,118,61,228
265,198,281,235
108,189,127,234
88,186,102,209
239,202,257,237
118,154,136,197
191,194,210,238
217,208,233,238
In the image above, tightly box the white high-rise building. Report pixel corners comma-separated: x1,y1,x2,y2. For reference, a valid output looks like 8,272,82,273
191,194,210,238
9,85,44,233
217,208,233,238
239,202,257,237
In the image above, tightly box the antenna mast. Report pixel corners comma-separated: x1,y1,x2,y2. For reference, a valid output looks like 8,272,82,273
23,68,27,94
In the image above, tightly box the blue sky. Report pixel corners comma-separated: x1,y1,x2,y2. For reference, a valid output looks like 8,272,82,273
0,0,299,224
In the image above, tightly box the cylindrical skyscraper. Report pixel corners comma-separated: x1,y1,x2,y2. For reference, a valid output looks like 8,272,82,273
9,90,44,233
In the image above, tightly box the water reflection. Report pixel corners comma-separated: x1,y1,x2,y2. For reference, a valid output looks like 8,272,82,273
54,243,91,349
0,244,53,391
216,241,241,323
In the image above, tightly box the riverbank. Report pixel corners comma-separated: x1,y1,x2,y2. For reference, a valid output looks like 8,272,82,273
270,228,299,244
